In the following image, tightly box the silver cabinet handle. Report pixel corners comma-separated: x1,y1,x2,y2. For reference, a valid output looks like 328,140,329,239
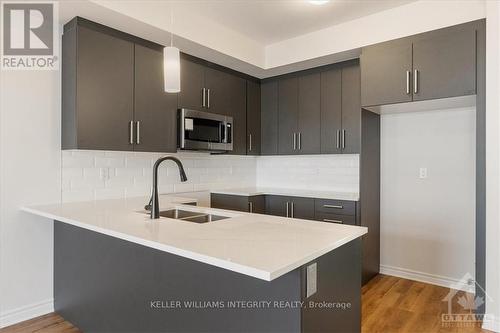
323,204,343,209
202,88,206,107
286,202,290,217
207,88,211,108
293,133,297,150
414,69,418,94
129,121,134,145
298,132,302,150
291,202,295,218
136,121,140,144
249,133,252,152
342,130,346,150
336,130,340,149
323,219,343,224
406,70,411,95
248,201,253,213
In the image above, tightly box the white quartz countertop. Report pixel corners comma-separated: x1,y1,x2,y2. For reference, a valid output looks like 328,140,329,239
210,187,359,201
22,195,367,281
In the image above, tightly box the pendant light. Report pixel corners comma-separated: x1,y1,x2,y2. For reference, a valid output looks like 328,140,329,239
164,8,180,93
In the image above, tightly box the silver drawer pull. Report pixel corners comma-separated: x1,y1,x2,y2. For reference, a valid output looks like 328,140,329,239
323,204,343,209
323,219,342,224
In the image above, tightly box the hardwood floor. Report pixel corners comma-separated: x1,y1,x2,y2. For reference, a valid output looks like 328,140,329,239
362,275,492,333
0,275,492,333
0,313,80,333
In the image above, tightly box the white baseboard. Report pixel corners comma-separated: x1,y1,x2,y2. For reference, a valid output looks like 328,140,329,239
380,265,475,293
0,299,54,329
482,315,500,333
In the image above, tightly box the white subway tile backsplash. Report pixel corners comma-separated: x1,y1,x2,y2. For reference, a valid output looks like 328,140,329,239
62,151,257,202
61,150,359,203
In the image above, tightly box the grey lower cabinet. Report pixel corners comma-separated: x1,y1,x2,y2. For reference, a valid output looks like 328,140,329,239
210,194,265,214
265,195,315,220
246,80,261,155
211,193,377,285
361,20,478,107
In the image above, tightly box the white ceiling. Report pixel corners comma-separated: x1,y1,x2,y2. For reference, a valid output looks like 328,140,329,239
175,0,417,45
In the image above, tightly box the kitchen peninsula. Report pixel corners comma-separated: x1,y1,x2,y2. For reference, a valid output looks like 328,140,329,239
23,195,366,333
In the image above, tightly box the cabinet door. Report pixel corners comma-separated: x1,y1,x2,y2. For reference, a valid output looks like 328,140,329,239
412,24,476,101
178,58,204,110
261,81,279,155
211,193,249,212
297,73,321,154
205,68,247,155
134,44,177,153
320,68,342,154
278,77,298,155
360,39,412,107
290,197,315,220
265,195,290,217
76,26,134,151
248,195,266,214
246,80,261,155
341,63,361,154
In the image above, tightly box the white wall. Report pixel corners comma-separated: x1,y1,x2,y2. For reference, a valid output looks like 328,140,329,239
0,70,61,326
484,1,500,331
265,0,486,68
380,107,476,289
256,155,359,194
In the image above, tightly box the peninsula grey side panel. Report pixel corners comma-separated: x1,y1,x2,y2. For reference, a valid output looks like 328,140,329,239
475,19,486,316
54,221,302,333
359,109,380,284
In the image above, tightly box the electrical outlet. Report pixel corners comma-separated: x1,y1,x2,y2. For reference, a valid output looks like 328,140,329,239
419,167,428,179
100,167,110,181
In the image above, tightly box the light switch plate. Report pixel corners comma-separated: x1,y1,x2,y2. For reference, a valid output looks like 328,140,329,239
306,262,317,298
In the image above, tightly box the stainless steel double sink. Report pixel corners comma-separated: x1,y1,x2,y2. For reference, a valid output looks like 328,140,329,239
152,208,229,224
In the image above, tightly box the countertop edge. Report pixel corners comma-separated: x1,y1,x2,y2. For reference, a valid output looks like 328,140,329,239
21,206,367,282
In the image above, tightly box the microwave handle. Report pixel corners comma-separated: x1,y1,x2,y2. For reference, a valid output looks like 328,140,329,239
219,122,226,143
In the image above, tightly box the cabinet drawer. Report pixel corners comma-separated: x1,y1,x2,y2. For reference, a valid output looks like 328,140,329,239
314,199,356,216
315,212,356,226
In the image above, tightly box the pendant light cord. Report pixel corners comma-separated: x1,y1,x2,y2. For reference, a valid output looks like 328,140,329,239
170,4,174,47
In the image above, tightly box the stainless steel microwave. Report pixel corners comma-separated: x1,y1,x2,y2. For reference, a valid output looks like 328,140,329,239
178,108,233,152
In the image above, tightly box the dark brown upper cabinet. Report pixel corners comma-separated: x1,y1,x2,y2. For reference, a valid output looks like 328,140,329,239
205,67,247,155
178,57,247,155
260,81,279,155
320,68,342,154
341,63,361,154
134,44,177,153
360,39,412,107
321,62,361,154
62,24,135,151
247,80,261,155
277,73,321,155
178,58,205,110
412,24,476,101
62,18,177,152
361,21,477,107
278,77,299,155
297,73,321,154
